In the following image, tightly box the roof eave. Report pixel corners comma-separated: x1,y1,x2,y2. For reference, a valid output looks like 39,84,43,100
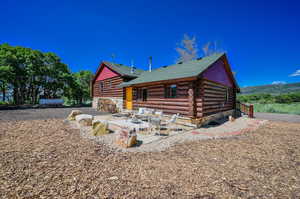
118,76,198,88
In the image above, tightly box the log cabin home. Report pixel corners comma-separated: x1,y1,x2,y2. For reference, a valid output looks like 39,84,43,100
92,53,240,124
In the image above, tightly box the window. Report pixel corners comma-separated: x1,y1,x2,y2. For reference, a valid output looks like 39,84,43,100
136,88,142,100
142,89,147,101
136,88,147,101
225,88,229,102
109,80,112,88
100,81,104,92
165,84,177,98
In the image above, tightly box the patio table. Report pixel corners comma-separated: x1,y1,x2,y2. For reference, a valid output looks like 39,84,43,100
107,119,150,131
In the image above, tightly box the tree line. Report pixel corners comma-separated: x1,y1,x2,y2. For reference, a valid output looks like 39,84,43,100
237,93,300,104
0,43,92,105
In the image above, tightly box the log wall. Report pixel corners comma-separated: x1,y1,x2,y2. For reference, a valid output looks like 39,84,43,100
132,81,191,116
93,76,124,98
122,78,236,118
196,79,235,117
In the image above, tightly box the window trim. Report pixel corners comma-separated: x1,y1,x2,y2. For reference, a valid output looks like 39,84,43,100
225,88,229,102
142,88,148,101
136,88,147,101
165,84,177,98
136,88,142,100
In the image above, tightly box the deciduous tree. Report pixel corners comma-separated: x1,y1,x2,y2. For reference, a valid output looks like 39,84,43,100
0,43,92,105
175,34,198,63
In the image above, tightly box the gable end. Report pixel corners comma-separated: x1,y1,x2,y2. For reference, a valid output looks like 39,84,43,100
92,63,122,84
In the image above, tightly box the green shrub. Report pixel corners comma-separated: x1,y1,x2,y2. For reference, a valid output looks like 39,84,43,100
254,103,300,115
238,92,300,104
0,101,10,105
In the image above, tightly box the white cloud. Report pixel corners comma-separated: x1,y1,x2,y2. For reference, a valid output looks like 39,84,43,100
289,69,300,77
272,81,286,85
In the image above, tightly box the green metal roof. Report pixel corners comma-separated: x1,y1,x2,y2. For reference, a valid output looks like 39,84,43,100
103,61,144,77
119,53,225,87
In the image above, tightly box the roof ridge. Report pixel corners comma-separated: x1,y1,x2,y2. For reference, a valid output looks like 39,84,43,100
103,61,144,71
152,52,225,71
103,61,128,67
118,52,227,87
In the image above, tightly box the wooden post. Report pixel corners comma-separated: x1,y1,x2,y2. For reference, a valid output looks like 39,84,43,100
249,104,254,118
188,82,196,118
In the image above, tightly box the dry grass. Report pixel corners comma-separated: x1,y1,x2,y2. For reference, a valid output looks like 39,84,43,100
0,119,299,198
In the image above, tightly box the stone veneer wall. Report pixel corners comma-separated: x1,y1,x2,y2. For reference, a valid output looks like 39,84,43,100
92,97,100,109
92,97,123,113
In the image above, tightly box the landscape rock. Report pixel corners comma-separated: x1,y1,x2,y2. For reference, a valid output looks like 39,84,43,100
97,98,118,113
67,110,82,121
127,134,137,147
115,128,137,148
75,114,93,126
92,120,109,136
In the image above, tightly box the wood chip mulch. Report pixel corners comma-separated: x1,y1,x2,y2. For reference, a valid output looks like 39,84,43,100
0,119,299,198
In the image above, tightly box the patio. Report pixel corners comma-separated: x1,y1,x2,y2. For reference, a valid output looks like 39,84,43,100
67,109,268,152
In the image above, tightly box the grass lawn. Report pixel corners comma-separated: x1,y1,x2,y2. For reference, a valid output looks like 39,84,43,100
254,102,300,115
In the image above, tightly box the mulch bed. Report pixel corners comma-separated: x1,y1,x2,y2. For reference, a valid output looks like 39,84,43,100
0,119,299,198
191,119,266,137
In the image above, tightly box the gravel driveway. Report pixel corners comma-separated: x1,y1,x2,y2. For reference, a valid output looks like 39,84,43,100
255,112,300,123
0,107,108,121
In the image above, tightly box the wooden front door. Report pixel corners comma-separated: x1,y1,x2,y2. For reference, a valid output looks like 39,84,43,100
126,87,133,110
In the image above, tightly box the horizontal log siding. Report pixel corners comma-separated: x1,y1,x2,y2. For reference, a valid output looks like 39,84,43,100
93,76,124,98
195,79,204,117
196,79,235,117
132,81,191,116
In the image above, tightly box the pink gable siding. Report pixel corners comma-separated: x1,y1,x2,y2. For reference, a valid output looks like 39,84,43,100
202,59,233,87
96,65,119,81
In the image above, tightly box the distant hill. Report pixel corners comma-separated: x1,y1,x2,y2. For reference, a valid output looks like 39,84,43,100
240,82,300,95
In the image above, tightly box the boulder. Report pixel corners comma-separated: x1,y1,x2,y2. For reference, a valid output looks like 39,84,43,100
67,110,82,121
75,114,93,126
97,98,118,113
115,128,137,148
92,120,109,136
127,134,137,147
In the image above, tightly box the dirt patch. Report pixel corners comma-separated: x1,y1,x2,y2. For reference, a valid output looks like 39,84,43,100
0,119,299,198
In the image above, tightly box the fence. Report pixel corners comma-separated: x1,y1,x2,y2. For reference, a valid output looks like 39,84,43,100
236,101,254,118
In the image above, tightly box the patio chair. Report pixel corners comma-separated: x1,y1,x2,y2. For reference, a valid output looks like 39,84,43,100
149,116,161,136
137,108,145,115
143,108,151,115
135,108,150,121
164,113,180,133
154,110,163,118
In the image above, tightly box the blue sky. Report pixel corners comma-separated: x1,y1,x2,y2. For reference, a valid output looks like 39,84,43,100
1,0,300,87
